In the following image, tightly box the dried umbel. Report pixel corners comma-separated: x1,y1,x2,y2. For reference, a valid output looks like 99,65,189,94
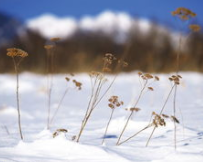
189,24,201,32
6,48,29,140
102,53,117,72
7,48,28,58
102,96,124,144
169,74,182,85
139,72,159,82
171,7,196,20
108,96,124,109
151,112,166,127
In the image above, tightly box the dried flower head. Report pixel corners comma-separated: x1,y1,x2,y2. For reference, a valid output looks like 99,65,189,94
7,48,28,58
50,37,60,42
65,77,70,82
189,24,201,32
130,107,140,112
102,53,117,72
44,45,55,50
168,75,182,85
53,128,68,138
152,112,166,127
171,7,197,20
73,79,82,90
138,71,143,76
108,96,123,109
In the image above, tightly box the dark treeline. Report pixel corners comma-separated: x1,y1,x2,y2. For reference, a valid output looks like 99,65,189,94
0,23,203,74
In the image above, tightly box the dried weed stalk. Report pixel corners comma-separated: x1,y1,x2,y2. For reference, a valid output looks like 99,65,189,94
102,96,124,145
49,74,82,126
76,53,127,142
146,75,182,147
116,72,159,145
44,38,60,129
171,7,200,149
7,48,28,140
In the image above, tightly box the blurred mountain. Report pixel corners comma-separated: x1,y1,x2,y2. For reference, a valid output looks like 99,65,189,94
0,11,22,46
0,11,203,73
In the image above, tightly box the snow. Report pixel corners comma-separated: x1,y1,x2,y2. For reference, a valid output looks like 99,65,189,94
0,72,203,162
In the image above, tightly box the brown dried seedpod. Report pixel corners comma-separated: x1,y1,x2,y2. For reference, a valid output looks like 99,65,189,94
171,116,180,124
53,128,68,138
65,77,70,82
162,114,169,118
57,129,68,133
148,87,154,91
155,76,160,81
130,107,141,112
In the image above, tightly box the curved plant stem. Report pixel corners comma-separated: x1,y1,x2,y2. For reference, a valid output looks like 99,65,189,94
116,111,133,145
102,109,115,145
146,84,175,147
118,125,151,146
146,126,156,147
50,87,69,126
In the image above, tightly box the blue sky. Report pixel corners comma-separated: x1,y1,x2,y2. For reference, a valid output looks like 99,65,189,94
0,0,202,26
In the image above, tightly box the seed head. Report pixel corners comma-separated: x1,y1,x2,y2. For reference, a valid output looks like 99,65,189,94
189,24,201,32
7,48,28,58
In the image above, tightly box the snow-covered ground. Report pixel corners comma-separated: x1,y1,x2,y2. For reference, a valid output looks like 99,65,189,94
0,72,203,162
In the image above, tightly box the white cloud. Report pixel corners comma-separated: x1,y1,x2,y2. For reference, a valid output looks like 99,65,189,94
26,14,77,39
26,11,152,41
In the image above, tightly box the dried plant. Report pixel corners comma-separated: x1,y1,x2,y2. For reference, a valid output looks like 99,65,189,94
116,72,159,145
146,75,182,148
53,128,68,138
76,53,127,142
7,48,28,140
118,112,169,146
102,96,124,145
171,7,200,149
44,38,60,129
49,75,82,127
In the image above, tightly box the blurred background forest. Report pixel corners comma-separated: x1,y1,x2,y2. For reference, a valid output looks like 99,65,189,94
0,0,203,73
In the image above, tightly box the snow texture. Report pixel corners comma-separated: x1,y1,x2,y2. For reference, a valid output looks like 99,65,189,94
0,72,203,162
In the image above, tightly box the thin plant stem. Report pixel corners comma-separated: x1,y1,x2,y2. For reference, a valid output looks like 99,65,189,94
102,109,115,145
118,125,151,146
116,80,147,146
173,85,177,149
146,126,156,147
77,74,117,142
146,84,175,147
50,87,69,125
116,111,133,145
12,57,23,140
